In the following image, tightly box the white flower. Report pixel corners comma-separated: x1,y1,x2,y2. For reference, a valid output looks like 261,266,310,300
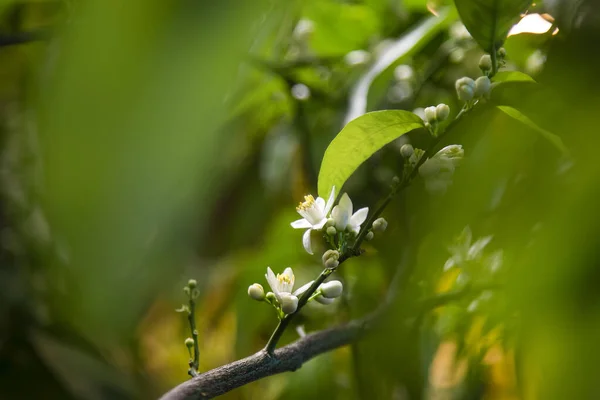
291,187,336,254
265,267,313,314
444,227,494,271
330,193,369,235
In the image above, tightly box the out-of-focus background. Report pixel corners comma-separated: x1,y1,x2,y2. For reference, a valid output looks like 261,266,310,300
1,0,600,399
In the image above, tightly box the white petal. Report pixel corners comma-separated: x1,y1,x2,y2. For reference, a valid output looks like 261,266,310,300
324,186,336,214
338,193,353,214
312,218,327,230
468,236,493,260
302,229,313,255
315,197,325,213
293,280,314,296
265,267,280,295
281,267,295,292
291,218,312,229
349,207,369,227
332,204,350,231
315,296,335,305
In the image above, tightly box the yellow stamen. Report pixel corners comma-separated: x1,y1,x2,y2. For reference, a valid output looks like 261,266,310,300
296,195,316,211
277,274,292,284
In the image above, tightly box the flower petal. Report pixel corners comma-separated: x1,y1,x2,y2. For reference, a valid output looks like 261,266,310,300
302,229,313,255
293,280,314,296
265,267,280,296
315,197,325,213
312,218,327,230
350,207,369,227
291,218,312,229
281,267,295,292
324,186,336,214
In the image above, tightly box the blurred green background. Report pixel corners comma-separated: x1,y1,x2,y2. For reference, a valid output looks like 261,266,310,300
1,0,599,399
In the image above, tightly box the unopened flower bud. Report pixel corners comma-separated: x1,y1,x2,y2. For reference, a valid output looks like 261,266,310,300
400,144,414,158
315,295,335,305
392,176,401,185
497,47,506,58
365,231,374,241
435,104,450,121
479,54,492,71
248,283,265,301
372,217,388,232
325,218,335,228
455,77,475,102
185,338,194,348
322,249,339,264
324,258,339,269
266,292,277,303
187,279,197,289
183,286,191,296
320,280,343,298
280,294,299,314
424,122,432,130
424,106,437,123
474,76,491,97
326,226,337,236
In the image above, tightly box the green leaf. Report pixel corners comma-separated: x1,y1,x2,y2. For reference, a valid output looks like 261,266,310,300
318,110,424,197
492,70,535,83
454,0,532,53
497,106,569,155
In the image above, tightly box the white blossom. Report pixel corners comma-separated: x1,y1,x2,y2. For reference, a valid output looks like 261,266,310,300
265,267,313,314
331,193,368,235
291,187,336,254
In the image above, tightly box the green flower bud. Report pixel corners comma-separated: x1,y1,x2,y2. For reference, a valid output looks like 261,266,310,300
326,226,337,236
187,279,197,289
185,338,194,349
322,249,339,264
400,144,414,158
479,54,492,71
424,122,432,130
266,292,277,303
183,286,191,296
248,283,265,301
325,218,335,228
365,231,374,241
280,294,299,314
474,76,491,97
320,280,343,298
497,47,506,58
424,106,437,123
435,104,450,121
372,217,388,232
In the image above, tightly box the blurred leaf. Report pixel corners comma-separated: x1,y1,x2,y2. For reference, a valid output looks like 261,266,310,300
492,70,535,82
345,8,455,123
454,0,532,53
496,105,568,155
318,110,423,197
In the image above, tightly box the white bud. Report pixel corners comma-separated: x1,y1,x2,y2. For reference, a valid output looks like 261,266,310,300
315,295,335,305
372,217,388,232
400,144,414,158
455,77,475,102
320,280,343,298
248,283,265,301
322,249,339,264
479,54,492,71
474,76,491,97
280,293,299,314
365,231,374,241
435,104,450,121
324,258,339,269
424,106,437,123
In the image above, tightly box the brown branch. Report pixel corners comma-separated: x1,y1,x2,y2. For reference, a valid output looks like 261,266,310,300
159,317,369,400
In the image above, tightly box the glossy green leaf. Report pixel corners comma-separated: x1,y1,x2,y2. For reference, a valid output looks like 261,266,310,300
492,70,535,83
318,110,424,197
454,0,532,53
497,106,568,155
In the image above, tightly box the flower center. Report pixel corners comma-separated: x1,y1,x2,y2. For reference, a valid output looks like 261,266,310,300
277,274,292,285
297,195,315,211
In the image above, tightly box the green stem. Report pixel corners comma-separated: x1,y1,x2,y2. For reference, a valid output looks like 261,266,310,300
188,297,200,377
